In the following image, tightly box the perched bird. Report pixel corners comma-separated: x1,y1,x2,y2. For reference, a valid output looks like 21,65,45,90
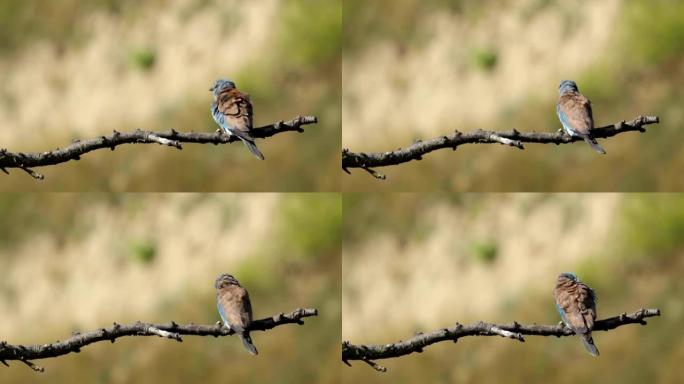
215,273,258,355
553,272,599,356
210,79,265,160
556,80,606,154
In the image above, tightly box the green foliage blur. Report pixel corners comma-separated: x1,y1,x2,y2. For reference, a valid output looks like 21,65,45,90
471,47,498,72
0,193,341,383
278,194,342,261
128,47,157,72
470,239,498,263
343,193,684,383
0,0,341,191
129,239,157,264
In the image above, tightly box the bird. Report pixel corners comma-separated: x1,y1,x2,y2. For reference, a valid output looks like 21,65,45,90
215,273,258,355
556,80,606,154
553,272,599,356
209,79,265,160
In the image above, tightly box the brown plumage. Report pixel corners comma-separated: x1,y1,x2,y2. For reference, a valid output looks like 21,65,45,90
557,79,606,154
558,92,594,135
216,88,254,135
215,274,258,355
210,79,264,160
553,273,599,356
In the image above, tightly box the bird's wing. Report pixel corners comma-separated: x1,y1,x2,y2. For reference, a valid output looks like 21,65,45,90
216,88,253,133
577,282,597,330
555,302,570,326
554,284,589,334
558,92,594,136
218,286,251,332
585,97,594,128
241,290,254,325
217,298,229,325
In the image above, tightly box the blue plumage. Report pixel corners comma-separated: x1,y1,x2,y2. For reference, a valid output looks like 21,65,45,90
217,301,229,326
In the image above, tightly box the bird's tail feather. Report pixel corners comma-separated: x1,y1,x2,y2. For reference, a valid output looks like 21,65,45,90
240,138,265,160
580,333,599,357
239,332,258,355
583,137,606,155
228,129,264,160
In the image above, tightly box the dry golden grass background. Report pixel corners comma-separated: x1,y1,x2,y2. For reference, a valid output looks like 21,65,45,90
342,193,684,382
0,0,341,191
343,0,684,191
0,193,341,383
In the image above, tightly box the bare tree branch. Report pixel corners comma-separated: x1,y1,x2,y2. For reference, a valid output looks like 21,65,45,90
342,115,659,179
0,307,317,372
0,115,318,180
342,307,660,372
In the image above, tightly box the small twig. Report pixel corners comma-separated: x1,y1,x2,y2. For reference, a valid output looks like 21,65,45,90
19,166,44,180
361,166,386,180
342,115,659,178
361,358,387,372
19,359,44,373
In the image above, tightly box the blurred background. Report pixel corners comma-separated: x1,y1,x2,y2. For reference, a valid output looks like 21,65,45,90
0,193,341,383
342,193,684,382
343,0,684,191
0,0,341,191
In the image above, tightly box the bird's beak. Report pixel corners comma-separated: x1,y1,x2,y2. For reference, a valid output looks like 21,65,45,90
209,87,214,91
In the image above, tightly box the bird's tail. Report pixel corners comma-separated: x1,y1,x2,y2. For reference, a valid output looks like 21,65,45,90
239,331,258,355
240,138,265,160
580,333,599,357
583,136,606,155
230,129,265,160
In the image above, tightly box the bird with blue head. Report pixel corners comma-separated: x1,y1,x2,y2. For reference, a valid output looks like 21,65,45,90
556,80,606,154
210,79,265,160
553,272,599,356
215,273,258,355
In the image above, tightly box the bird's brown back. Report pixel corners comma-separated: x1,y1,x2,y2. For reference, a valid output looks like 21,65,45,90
558,92,594,133
216,88,253,132
218,284,253,331
553,276,596,333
